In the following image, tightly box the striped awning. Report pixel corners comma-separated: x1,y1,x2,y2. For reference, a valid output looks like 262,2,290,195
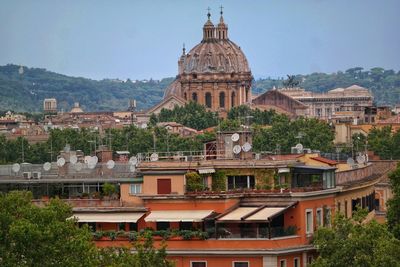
144,210,214,222
71,212,145,223
198,168,216,174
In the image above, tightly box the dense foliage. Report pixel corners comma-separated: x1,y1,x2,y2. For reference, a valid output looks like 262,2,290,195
387,163,400,239
312,209,400,267
2,64,400,113
0,64,171,112
0,191,173,267
150,101,219,130
252,115,334,153
366,126,400,160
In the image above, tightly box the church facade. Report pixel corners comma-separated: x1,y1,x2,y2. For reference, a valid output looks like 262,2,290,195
164,10,253,116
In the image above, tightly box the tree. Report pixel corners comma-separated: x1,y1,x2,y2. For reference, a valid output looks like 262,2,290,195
387,163,400,239
0,191,99,266
312,209,400,267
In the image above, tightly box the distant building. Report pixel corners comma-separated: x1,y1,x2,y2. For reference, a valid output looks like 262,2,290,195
43,98,57,114
70,102,84,113
279,85,373,122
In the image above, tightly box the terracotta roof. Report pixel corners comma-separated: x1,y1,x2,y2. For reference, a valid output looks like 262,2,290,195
311,156,337,165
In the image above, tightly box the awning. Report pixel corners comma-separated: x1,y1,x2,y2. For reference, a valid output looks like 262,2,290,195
217,207,259,221
198,168,216,174
71,212,145,223
217,204,296,222
245,207,285,221
144,210,213,222
278,168,290,173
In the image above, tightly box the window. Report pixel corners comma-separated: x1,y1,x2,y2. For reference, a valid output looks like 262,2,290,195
184,92,187,100
205,92,212,108
233,262,249,267
345,200,348,218
118,223,125,231
279,259,286,267
156,222,170,230
179,222,193,230
130,184,142,194
338,201,341,212
316,108,322,117
293,258,300,267
192,92,198,102
227,175,255,190
231,92,236,107
129,222,137,231
191,261,206,267
219,92,225,108
316,208,323,227
308,256,313,264
324,207,331,227
157,179,171,194
306,209,313,234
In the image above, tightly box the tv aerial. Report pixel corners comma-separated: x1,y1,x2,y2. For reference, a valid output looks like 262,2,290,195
346,158,355,165
12,163,20,173
356,155,366,164
70,155,78,164
295,143,304,151
150,153,159,162
43,162,51,171
106,160,115,169
57,158,66,167
242,142,252,152
74,162,83,171
129,156,138,166
231,133,240,142
233,145,242,154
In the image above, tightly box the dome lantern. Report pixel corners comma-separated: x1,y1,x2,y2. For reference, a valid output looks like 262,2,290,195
203,7,215,41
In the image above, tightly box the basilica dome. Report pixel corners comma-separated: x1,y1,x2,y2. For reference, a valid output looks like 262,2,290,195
181,39,250,74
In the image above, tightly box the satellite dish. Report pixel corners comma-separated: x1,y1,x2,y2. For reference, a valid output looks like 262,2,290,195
365,154,369,163
242,142,252,152
84,156,91,164
70,155,78,164
346,158,355,165
12,163,20,173
129,156,138,166
231,133,240,142
92,156,98,164
57,158,66,167
43,162,51,171
106,160,115,169
141,123,147,129
74,162,83,171
356,155,366,164
233,145,242,154
129,165,136,173
88,162,96,169
295,143,304,151
150,153,159,162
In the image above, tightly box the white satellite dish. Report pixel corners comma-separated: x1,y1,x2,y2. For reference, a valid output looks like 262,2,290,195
150,153,159,162
231,133,240,142
88,162,96,169
84,156,91,164
57,158,66,167
74,162,83,171
242,142,252,152
70,155,78,164
92,156,98,164
233,145,242,154
43,162,51,171
141,123,147,129
106,160,115,169
129,156,138,166
356,155,365,164
295,143,304,151
12,163,20,173
365,154,369,163
346,158,355,165
129,165,136,173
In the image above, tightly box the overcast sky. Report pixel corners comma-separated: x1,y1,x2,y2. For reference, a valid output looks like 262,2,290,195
0,0,399,80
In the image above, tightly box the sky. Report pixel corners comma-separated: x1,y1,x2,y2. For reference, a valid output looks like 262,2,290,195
0,0,399,80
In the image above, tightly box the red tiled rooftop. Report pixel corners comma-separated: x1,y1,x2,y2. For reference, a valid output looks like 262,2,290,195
311,156,337,165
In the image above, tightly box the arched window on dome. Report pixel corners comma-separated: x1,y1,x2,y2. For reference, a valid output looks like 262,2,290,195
192,93,198,102
231,92,236,107
205,92,212,108
219,92,225,108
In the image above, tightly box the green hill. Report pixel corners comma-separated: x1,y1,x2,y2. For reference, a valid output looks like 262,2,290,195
0,64,172,112
0,64,399,113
